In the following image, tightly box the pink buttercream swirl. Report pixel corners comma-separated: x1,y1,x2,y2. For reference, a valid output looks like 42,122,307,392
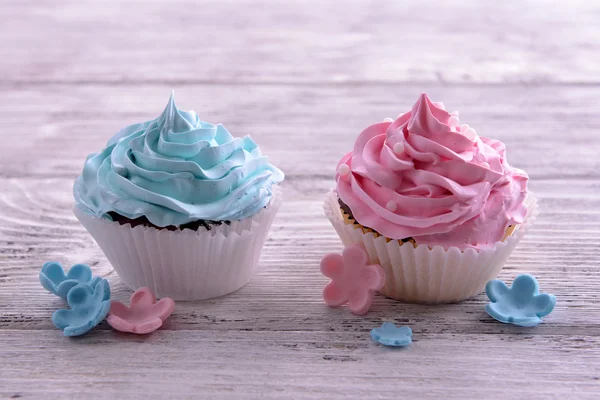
336,93,528,250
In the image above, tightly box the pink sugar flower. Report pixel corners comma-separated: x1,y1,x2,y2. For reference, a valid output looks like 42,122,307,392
320,245,386,315
107,287,175,334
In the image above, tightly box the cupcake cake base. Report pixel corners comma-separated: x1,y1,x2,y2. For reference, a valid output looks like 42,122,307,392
324,190,538,304
75,187,282,301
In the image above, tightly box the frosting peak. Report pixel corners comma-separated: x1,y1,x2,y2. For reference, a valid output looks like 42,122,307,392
408,93,453,134
336,93,528,250
74,93,284,227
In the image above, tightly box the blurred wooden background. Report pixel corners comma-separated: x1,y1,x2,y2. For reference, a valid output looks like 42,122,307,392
1,1,599,399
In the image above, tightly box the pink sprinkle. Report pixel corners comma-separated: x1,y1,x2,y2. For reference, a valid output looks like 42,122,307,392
107,287,175,335
320,245,386,315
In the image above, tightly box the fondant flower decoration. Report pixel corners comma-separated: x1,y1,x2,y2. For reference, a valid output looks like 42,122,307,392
485,274,556,327
320,245,386,315
52,279,111,336
370,322,413,347
107,287,175,335
40,261,101,301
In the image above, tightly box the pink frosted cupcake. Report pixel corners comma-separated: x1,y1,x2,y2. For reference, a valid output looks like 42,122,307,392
324,93,537,303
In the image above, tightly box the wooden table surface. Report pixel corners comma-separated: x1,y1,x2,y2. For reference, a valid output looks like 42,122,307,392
1,1,599,399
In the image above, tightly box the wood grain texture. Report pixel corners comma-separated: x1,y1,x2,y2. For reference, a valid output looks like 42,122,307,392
1,331,599,400
1,0,600,399
1,85,600,180
1,0,600,85
1,176,599,398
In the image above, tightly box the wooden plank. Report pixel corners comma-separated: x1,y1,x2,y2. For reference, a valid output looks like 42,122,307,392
1,330,599,399
1,178,599,337
0,85,599,180
1,0,600,85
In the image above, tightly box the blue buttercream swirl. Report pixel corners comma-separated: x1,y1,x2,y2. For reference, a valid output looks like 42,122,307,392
73,93,284,227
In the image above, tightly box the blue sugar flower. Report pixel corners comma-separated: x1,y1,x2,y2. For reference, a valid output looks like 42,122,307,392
52,279,111,337
40,261,101,301
485,274,556,327
370,322,412,347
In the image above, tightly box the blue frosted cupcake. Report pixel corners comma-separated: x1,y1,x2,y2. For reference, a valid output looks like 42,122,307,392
74,93,283,300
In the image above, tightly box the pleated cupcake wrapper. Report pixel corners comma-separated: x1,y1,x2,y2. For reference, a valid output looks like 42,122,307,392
324,189,538,304
74,187,282,301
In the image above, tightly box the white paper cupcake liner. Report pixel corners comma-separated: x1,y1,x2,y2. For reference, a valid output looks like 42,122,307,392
75,187,282,301
324,189,538,304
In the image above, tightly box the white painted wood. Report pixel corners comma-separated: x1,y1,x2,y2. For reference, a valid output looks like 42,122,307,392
1,85,600,181
1,0,600,85
1,331,599,399
1,0,600,398
1,177,599,399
